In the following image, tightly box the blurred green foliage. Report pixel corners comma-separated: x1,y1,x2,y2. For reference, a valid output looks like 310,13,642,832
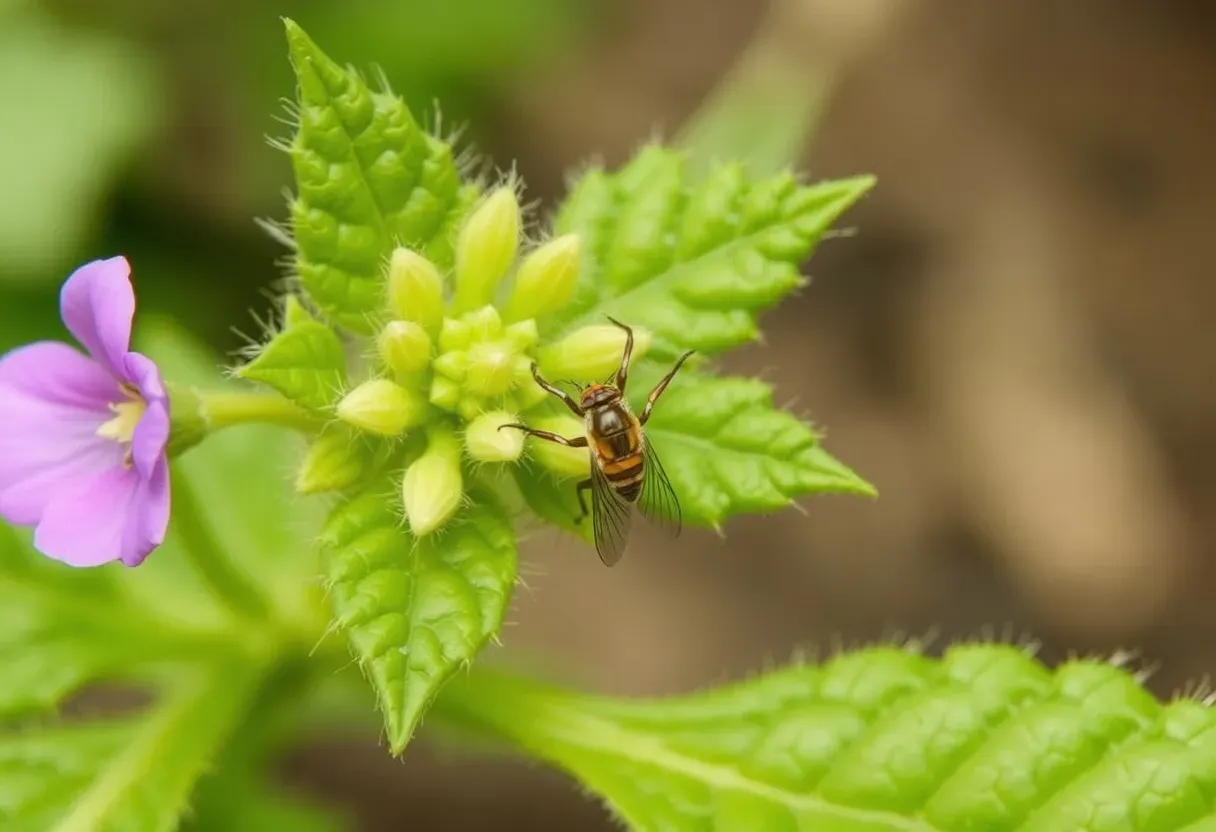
0,0,594,351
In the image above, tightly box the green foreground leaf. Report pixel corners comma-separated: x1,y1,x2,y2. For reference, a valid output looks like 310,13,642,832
547,145,872,359
0,658,265,832
320,487,517,754
438,644,1216,832
284,18,474,333
234,319,348,412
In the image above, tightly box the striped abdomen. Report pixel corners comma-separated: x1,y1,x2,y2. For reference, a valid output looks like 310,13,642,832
587,402,644,502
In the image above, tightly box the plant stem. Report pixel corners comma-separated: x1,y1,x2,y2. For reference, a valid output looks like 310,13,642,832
169,466,272,622
200,392,321,433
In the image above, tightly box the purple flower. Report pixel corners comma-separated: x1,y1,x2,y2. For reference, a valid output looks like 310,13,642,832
0,257,170,567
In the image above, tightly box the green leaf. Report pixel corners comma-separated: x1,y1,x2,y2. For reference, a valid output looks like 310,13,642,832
624,365,872,528
546,145,873,358
512,462,593,544
234,320,348,412
283,19,473,333
320,486,517,754
0,523,226,719
438,644,1216,832
0,657,265,832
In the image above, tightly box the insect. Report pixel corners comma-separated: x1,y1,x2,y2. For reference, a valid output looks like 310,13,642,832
500,317,694,566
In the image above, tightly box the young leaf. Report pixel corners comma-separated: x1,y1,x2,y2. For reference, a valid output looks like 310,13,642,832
546,145,873,359
512,462,593,544
284,19,472,333
320,485,517,754
234,320,348,412
620,365,871,528
438,644,1216,832
0,523,226,718
0,657,266,832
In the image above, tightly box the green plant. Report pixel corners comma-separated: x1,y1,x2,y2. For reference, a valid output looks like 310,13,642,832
0,20,1209,832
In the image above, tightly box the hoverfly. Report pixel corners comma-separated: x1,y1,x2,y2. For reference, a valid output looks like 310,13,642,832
501,317,694,566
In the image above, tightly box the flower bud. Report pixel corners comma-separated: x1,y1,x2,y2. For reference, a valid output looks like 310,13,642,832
429,375,462,411
402,429,463,536
463,305,502,340
536,324,652,383
464,410,524,462
457,396,484,422
377,320,431,375
511,357,549,410
503,234,581,322
432,350,467,382
388,247,445,332
465,342,515,397
502,319,539,352
527,415,590,479
296,427,366,494
438,317,472,352
337,378,425,436
453,187,520,313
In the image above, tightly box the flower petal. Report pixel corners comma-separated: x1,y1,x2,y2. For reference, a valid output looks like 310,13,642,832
59,256,135,379
121,456,170,567
130,396,169,480
0,342,124,525
0,340,119,411
33,465,141,567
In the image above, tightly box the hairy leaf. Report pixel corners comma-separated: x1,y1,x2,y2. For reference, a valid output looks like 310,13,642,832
439,644,1216,832
630,367,874,526
284,20,473,333
0,657,265,832
0,523,227,718
320,486,517,754
512,462,593,545
547,145,872,358
234,320,347,412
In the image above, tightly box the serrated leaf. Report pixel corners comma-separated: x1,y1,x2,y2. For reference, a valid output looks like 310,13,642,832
0,523,227,719
546,145,872,358
439,644,1216,832
618,365,873,528
512,462,593,544
284,20,472,333
0,656,265,832
320,486,517,754
234,320,347,412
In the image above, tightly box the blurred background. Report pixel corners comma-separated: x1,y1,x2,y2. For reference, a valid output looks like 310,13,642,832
6,0,1216,827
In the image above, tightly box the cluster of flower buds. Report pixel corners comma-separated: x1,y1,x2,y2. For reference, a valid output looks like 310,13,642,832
321,185,650,537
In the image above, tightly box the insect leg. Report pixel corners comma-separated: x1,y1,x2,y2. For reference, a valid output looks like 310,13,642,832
529,363,583,416
606,315,634,393
639,350,695,425
498,424,589,447
574,478,593,523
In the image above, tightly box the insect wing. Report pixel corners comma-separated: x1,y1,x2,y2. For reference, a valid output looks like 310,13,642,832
590,455,632,566
638,437,682,538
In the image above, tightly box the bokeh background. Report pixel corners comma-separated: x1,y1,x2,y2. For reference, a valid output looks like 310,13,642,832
6,0,1216,827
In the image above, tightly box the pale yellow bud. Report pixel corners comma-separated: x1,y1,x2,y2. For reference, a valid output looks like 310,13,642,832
453,187,520,313
502,319,539,352
402,430,464,536
463,305,503,340
429,375,462,411
512,357,549,410
438,317,472,352
465,342,515,397
337,378,426,436
388,247,445,332
296,426,366,495
503,234,581,322
527,415,590,479
536,324,652,383
377,320,432,375
464,410,524,463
